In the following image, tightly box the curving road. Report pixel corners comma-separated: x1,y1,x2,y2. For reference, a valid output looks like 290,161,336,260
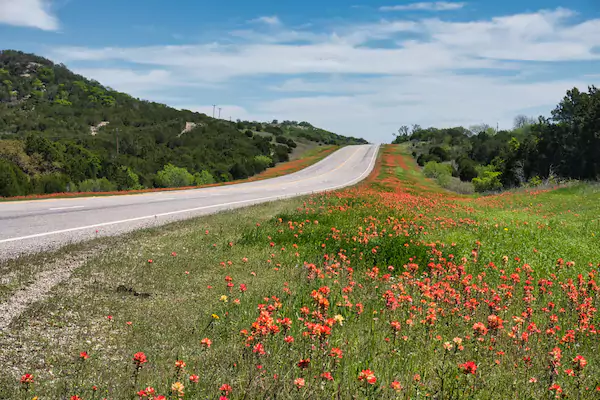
0,144,379,260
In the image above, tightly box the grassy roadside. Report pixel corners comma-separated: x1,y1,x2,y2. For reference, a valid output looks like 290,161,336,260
0,145,338,202
2,145,600,399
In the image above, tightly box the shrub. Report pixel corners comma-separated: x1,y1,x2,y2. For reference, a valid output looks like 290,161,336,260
527,175,543,187
0,159,30,197
33,172,70,194
254,155,273,172
274,145,290,163
456,157,478,181
442,177,475,194
114,166,143,190
472,165,503,192
429,146,449,161
193,170,215,186
423,161,452,186
156,164,194,188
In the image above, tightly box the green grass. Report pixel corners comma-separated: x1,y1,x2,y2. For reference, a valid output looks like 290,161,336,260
1,145,600,399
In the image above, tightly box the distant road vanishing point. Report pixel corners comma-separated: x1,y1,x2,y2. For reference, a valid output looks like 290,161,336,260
0,144,379,261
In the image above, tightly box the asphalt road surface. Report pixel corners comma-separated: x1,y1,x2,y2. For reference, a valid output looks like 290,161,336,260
0,144,379,260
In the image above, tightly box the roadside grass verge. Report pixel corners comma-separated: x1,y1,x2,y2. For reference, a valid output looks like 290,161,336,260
1,145,600,399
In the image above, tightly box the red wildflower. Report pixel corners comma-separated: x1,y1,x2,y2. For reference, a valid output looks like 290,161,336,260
133,352,148,367
79,351,89,360
330,347,343,359
573,355,587,370
284,335,294,343
358,369,377,385
174,360,186,369
219,384,232,395
20,373,34,385
391,381,403,391
200,338,212,348
294,377,305,389
189,375,199,383
321,372,334,381
253,342,266,355
459,361,478,375
297,358,310,369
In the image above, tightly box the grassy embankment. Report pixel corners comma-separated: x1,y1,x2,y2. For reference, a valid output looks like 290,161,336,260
1,145,600,399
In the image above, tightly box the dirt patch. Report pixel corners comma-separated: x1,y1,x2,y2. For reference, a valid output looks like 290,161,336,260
0,247,104,331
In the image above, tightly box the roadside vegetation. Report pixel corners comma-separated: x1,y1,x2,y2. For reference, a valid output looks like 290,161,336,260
2,145,599,399
393,85,600,194
0,145,338,202
0,50,366,198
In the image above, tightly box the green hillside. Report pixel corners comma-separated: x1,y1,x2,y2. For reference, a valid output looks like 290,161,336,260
0,50,367,197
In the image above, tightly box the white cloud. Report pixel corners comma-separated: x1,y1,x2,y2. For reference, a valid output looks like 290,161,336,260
48,7,600,142
250,15,281,26
0,0,59,30
262,74,593,143
380,2,466,12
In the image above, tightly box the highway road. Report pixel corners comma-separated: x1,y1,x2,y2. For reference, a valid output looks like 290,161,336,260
0,144,379,260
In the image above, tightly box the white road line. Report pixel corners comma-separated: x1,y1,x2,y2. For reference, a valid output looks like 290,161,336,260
0,145,379,245
49,206,85,211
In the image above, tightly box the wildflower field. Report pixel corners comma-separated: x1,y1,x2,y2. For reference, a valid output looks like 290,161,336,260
1,145,600,399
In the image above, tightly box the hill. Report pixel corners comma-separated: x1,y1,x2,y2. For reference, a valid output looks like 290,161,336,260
0,50,367,197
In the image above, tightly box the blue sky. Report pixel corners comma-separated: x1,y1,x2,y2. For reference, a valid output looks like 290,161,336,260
1,0,599,143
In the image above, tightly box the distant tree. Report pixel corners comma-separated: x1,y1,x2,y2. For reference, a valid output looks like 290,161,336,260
156,164,194,188
513,115,535,129
193,170,215,186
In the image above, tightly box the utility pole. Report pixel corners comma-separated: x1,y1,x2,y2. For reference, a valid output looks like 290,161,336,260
218,107,222,119
212,104,216,118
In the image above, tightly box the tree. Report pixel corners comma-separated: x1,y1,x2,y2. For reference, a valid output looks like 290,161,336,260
156,164,194,188
0,159,30,197
194,170,215,186
513,115,535,129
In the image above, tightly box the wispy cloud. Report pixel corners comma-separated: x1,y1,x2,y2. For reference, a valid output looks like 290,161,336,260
0,0,59,30
249,15,281,26
49,7,600,142
380,2,466,12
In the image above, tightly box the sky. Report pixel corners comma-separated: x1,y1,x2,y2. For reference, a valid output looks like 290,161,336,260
0,0,599,143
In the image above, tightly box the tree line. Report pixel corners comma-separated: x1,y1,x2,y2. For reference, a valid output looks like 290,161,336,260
392,85,600,192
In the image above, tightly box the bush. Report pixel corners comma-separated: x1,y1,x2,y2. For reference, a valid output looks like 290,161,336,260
417,153,441,166
254,155,273,172
442,177,475,194
429,146,449,161
0,159,30,197
156,164,194,188
423,161,452,186
193,170,215,186
472,165,503,192
78,178,117,192
114,166,143,190
527,175,543,187
456,157,478,181
274,145,290,163
33,172,70,194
